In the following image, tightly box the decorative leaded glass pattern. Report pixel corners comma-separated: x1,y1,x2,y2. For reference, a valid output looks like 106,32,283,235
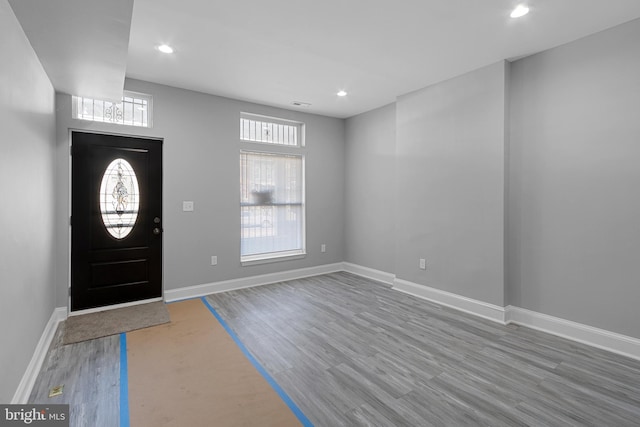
240,113,303,146
99,159,140,239
72,91,152,127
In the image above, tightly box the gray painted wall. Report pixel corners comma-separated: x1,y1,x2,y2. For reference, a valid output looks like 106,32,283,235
343,18,640,340
0,0,56,402
394,61,507,306
344,104,396,273
508,19,640,338
55,79,345,307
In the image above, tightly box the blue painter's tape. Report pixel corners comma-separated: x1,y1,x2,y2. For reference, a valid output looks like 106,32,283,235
200,296,314,427
119,333,130,427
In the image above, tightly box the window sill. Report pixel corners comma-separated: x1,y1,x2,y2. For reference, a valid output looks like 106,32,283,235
241,251,306,266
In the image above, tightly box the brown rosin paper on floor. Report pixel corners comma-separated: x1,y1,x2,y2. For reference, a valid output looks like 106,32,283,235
126,299,302,427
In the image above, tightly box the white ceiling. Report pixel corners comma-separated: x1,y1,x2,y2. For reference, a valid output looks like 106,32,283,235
11,0,640,118
9,0,133,102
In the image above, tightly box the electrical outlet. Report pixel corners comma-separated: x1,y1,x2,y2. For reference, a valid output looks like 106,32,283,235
211,256,218,266
183,201,194,211
321,244,326,253
419,258,426,270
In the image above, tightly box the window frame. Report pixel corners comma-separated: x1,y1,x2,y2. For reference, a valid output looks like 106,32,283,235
239,114,306,265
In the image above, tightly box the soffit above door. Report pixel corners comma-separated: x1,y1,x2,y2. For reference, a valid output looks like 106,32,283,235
8,0,132,101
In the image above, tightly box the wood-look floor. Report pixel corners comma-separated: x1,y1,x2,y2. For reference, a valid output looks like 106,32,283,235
30,272,640,426
29,326,120,426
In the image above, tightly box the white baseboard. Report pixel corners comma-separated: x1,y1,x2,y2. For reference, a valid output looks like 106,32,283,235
136,260,640,362
392,278,506,324
165,261,640,361
342,262,395,285
12,307,67,404
506,306,640,361
165,262,344,302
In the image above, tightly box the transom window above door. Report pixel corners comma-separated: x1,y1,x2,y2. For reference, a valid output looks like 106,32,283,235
72,91,152,128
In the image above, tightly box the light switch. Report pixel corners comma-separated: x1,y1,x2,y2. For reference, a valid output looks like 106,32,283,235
183,201,194,212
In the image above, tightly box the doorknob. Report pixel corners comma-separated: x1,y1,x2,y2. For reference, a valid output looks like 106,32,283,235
153,227,162,235
154,217,161,224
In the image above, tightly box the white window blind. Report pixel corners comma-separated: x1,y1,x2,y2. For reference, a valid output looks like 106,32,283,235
240,113,303,146
72,91,152,128
240,151,305,261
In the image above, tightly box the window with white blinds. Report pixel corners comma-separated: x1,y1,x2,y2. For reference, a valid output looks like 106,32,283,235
240,151,305,262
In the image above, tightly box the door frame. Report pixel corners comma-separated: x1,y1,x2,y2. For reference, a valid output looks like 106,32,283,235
67,128,164,315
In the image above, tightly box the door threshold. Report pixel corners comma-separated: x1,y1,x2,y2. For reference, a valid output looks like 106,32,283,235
69,297,164,317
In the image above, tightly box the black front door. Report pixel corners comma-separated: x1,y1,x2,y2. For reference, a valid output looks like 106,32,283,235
71,131,163,311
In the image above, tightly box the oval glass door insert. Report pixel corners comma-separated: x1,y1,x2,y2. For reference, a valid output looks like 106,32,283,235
99,158,140,239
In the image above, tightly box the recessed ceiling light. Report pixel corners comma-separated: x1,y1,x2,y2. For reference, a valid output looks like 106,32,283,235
337,90,348,97
157,44,174,54
510,4,530,18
